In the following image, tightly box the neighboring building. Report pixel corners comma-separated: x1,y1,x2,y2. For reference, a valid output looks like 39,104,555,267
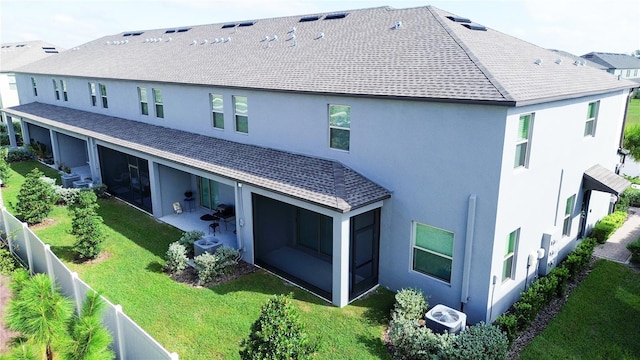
2,6,636,323
0,41,61,145
581,52,640,80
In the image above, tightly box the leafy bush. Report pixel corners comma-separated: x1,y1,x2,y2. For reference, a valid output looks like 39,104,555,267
52,185,82,205
5,148,34,163
239,293,316,360
178,230,204,256
444,322,508,360
512,301,535,331
0,147,11,182
14,168,55,224
392,287,429,321
91,183,109,198
193,246,239,284
549,266,570,297
388,315,452,360
590,211,627,244
494,314,517,344
69,191,105,261
165,242,188,274
627,239,640,263
0,247,18,275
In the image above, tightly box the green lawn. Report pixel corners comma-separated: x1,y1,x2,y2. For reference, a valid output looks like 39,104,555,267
1,160,395,359
626,98,640,129
520,260,640,360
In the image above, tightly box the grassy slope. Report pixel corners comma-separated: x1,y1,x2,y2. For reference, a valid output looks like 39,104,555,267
2,160,395,359
520,260,640,360
626,98,640,129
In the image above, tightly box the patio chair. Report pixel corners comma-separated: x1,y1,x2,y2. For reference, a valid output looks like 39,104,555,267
172,202,183,214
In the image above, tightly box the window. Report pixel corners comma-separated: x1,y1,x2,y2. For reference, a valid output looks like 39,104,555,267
210,94,224,129
60,80,68,101
584,101,599,137
88,82,97,106
138,87,148,115
7,74,16,90
503,229,519,282
626,69,631,77
514,113,533,168
153,88,163,118
31,77,38,96
562,195,575,237
412,222,453,283
234,96,248,133
99,84,108,108
329,104,350,151
52,79,60,100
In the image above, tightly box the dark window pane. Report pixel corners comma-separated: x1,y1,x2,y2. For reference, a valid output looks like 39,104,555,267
413,248,452,282
330,128,349,150
236,115,248,133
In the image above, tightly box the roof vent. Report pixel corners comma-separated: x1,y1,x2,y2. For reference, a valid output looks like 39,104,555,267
315,32,325,40
167,37,172,42
224,37,231,43
262,35,269,42
270,35,278,41
446,15,471,23
300,15,321,22
124,32,144,37
288,26,296,33
238,21,255,27
534,58,543,65
222,23,237,29
555,58,563,65
392,21,402,30
324,13,348,20
201,39,208,45
461,23,487,31
286,34,296,41
42,46,59,53
191,40,197,45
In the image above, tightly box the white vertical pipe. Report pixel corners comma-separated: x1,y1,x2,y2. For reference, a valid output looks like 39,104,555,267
461,194,477,304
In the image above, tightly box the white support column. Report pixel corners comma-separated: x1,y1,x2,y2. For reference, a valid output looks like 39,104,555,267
86,138,102,183
49,130,60,166
332,214,351,307
149,161,162,218
22,222,33,275
20,119,29,148
2,112,17,148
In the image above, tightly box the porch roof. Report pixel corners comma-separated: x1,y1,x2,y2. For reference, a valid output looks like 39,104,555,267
5,102,390,213
583,164,631,196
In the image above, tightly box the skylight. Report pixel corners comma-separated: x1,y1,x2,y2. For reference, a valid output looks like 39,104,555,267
42,47,58,53
221,23,237,29
299,15,321,22
461,23,487,31
177,28,191,33
165,29,176,34
446,15,471,23
324,13,348,20
238,21,255,27
123,32,144,37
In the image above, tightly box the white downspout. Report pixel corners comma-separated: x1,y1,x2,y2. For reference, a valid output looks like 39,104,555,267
460,194,477,308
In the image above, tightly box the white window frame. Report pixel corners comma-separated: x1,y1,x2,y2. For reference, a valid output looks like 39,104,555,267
153,88,163,118
233,95,248,133
31,77,38,96
562,194,576,237
411,222,454,284
584,101,599,137
7,74,16,90
514,113,533,169
210,94,224,129
502,228,519,282
88,82,97,106
99,83,108,108
138,87,148,116
329,104,351,151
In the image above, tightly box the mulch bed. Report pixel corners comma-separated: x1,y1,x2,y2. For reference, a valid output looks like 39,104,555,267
169,260,257,288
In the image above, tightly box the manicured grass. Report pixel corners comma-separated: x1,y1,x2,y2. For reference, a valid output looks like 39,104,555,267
626,98,640,129
520,260,640,360
2,160,395,359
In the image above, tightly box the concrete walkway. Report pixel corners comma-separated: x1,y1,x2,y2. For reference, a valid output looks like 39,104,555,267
592,207,640,264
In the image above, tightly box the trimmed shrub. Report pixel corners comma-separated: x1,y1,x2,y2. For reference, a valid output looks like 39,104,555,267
549,266,570,296
590,211,627,244
0,147,11,182
69,191,105,261
494,314,517,344
392,287,429,321
165,242,188,274
444,322,508,360
388,315,451,360
52,185,82,205
214,246,240,273
239,293,315,360
5,148,33,163
513,301,535,331
627,239,640,263
91,183,109,198
14,168,55,224
194,246,240,284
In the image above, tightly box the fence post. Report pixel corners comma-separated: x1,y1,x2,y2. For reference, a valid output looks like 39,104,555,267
115,305,126,360
1,207,13,257
44,244,55,290
170,352,180,360
71,272,82,315
22,222,33,275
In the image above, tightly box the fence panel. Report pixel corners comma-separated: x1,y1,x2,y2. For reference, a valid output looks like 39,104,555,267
120,312,176,360
26,230,47,275
5,212,26,262
50,252,75,299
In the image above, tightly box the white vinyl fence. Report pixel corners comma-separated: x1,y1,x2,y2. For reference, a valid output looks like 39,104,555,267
0,206,179,360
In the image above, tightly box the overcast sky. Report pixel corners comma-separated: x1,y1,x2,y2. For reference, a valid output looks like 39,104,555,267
1,0,639,56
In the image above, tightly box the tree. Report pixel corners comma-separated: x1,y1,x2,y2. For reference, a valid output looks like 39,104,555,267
5,273,74,360
64,291,115,360
623,125,640,160
0,146,12,183
14,168,54,225
239,293,315,360
69,191,105,261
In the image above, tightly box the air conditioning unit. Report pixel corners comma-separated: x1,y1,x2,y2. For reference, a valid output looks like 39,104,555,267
425,304,467,334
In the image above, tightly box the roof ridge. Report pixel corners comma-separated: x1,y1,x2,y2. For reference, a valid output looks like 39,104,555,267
426,6,515,103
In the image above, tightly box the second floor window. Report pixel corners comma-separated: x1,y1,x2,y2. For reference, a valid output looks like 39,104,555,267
514,113,533,168
31,77,38,96
53,79,60,100
99,84,108,108
234,96,248,133
89,82,97,106
153,89,163,118
60,80,68,101
562,195,575,237
211,94,224,129
138,87,148,115
329,104,351,151
7,74,16,90
585,101,599,137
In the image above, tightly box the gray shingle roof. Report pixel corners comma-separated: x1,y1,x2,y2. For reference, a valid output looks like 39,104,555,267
581,52,640,70
0,41,62,72
5,102,390,213
14,6,636,105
